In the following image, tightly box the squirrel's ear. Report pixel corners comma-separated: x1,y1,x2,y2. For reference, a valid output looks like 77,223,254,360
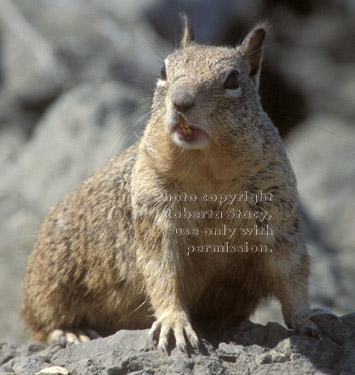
180,14,194,48
239,23,269,88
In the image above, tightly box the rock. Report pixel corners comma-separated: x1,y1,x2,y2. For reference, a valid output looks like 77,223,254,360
10,0,162,87
0,0,162,136
0,0,67,104
286,116,355,314
1,316,354,375
0,0,67,137
36,367,69,375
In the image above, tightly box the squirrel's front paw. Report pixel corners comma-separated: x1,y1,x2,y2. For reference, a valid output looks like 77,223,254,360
149,314,199,354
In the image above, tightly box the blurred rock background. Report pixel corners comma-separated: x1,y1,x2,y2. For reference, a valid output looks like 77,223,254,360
0,0,354,344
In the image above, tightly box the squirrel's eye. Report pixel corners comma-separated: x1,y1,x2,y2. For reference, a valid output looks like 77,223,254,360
223,70,239,90
160,64,167,80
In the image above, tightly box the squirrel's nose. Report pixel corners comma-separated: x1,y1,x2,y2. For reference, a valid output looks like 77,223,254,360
171,86,195,112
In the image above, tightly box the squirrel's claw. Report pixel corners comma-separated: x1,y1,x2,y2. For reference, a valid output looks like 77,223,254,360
47,328,101,346
149,316,199,355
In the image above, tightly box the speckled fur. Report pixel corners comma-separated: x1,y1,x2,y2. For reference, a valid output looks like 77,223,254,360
21,21,316,349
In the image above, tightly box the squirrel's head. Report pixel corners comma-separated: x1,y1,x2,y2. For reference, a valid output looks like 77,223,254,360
151,15,269,152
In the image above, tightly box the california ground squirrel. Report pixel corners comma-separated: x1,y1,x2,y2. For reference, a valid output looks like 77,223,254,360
21,17,324,353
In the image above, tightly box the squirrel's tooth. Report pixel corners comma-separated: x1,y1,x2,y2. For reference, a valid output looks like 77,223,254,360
179,116,190,128
186,128,193,135
182,128,188,136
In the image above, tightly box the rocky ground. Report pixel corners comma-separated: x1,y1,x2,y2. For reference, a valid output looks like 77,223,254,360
0,0,354,374
1,313,355,375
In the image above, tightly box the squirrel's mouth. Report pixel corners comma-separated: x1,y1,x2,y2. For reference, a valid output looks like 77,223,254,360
170,115,210,149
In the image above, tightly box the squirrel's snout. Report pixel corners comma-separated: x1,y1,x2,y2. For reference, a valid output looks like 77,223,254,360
171,86,195,112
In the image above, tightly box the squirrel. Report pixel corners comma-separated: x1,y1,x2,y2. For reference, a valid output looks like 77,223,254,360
21,16,325,354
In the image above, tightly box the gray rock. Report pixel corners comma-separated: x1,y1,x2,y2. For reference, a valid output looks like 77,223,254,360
1,316,354,375
11,0,162,87
0,0,163,136
0,0,67,104
286,117,355,314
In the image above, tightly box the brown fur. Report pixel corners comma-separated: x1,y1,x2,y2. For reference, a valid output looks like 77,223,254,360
21,21,318,351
